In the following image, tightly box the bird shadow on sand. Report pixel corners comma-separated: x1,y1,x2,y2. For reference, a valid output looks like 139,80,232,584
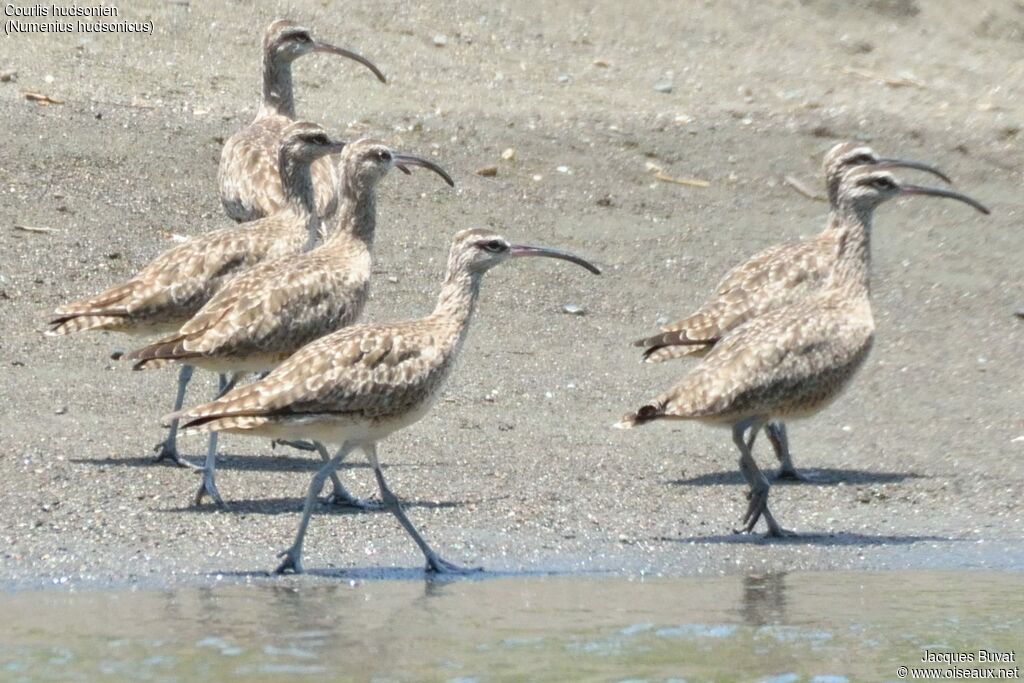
661,531,953,547
70,454,447,473
159,496,474,516
669,467,926,487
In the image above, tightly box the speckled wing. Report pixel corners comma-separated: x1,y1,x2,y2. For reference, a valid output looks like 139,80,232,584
219,115,338,222
48,216,293,336
179,321,452,433
651,296,874,421
129,245,370,366
639,238,832,362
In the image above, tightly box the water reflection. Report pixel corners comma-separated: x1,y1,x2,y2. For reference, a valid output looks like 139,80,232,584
739,572,788,626
0,571,1020,681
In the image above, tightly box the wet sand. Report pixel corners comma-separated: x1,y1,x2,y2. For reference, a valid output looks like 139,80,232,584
0,0,1021,589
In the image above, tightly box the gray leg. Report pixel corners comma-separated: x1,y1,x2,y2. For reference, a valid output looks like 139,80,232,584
276,443,356,574
314,442,380,510
733,419,794,538
194,373,237,507
153,365,200,469
365,443,481,575
765,422,807,481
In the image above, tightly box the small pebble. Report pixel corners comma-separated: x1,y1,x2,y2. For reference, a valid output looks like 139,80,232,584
386,276,399,284
556,165,570,174
501,148,516,161
1015,307,1024,319
476,165,498,177
653,81,673,94
557,74,571,84
44,74,54,84
0,70,16,82
55,406,68,415
562,304,586,316
593,58,610,68
532,174,543,182
109,349,125,360
432,34,448,47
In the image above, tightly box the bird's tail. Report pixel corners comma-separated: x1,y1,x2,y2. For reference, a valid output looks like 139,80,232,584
633,331,716,362
174,411,272,435
613,401,667,429
125,334,194,370
46,313,125,336
47,283,137,335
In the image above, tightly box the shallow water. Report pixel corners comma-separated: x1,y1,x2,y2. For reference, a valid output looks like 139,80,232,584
1,571,1021,682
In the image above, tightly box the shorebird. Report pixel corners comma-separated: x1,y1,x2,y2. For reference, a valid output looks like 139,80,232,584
126,139,454,507
634,142,952,480
174,228,601,574
219,19,385,224
48,121,346,465
618,166,989,536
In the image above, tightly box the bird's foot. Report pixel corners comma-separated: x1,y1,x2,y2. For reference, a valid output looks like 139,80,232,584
194,473,225,508
153,442,201,469
774,467,812,482
738,487,770,533
272,439,319,452
762,510,797,538
325,490,382,511
274,547,304,575
425,554,483,575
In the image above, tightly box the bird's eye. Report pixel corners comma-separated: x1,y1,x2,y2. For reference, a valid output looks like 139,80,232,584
852,154,874,164
296,32,312,42
481,240,507,253
310,134,329,145
872,177,896,190
376,149,392,162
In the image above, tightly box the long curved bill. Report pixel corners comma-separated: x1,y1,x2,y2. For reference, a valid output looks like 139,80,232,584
509,244,602,275
394,153,456,187
900,184,991,215
875,158,952,185
313,41,387,83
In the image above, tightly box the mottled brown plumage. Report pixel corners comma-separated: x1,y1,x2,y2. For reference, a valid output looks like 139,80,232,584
175,228,600,575
618,167,989,537
127,140,454,507
635,142,953,481
128,140,452,374
637,143,951,363
218,19,386,223
48,122,343,338
47,122,344,468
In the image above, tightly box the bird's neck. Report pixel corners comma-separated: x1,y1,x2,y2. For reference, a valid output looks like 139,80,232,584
260,55,295,118
278,153,319,247
432,266,482,342
828,204,874,296
325,176,377,247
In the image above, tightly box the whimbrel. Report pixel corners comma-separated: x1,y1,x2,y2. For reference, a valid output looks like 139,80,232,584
175,228,601,574
49,122,346,465
618,166,989,536
127,139,454,506
634,142,952,480
219,19,386,223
